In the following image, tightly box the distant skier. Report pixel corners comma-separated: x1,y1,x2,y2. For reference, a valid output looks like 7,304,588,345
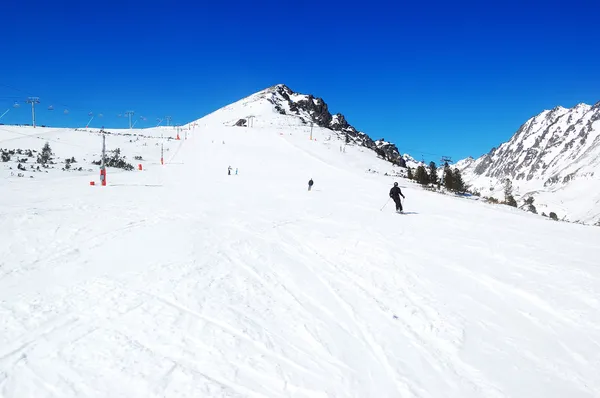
389,182,405,213
235,168,238,175
308,178,314,191
228,166,232,175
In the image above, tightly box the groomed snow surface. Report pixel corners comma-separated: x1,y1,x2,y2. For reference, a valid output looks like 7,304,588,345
1,120,600,397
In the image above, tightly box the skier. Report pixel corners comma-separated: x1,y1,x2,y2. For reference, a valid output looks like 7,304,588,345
235,168,238,175
308,178,314,191
389,182,405,213
228,166,232,175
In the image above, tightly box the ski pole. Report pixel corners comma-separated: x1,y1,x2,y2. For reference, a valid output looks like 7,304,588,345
380,198,390,211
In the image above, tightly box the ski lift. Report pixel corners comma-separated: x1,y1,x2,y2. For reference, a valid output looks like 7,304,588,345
88,112,93,117
13,101,20,108
64,109,69,114
98,113,104,118
48,105,54,111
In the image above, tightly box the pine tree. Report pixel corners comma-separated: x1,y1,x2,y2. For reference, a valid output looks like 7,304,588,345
549,212,558,221
502,178,517,207
407,167,413,180
428,161,438,185
452,168,466,193
443,164,453,191
415,165,429,185
37,142,53,165
503,178,513,203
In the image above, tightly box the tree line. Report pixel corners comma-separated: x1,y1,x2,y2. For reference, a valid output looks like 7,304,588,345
407,161,468,193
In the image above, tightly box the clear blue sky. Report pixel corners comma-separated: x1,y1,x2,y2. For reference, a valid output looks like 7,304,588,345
1,0,599,162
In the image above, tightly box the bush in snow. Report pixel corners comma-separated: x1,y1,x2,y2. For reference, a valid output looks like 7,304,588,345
92,148,134,171
1,150,11,162
524,197,537,214
549,212,558,221
504,195,518,207
62,157,81,171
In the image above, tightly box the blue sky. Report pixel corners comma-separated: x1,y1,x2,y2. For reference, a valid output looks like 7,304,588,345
1,0,599,162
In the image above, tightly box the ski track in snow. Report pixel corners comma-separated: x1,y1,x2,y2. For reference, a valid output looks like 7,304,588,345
1,111,600,398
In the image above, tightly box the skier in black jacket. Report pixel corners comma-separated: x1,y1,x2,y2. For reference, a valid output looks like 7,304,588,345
308,178,314,191
389,182,405,212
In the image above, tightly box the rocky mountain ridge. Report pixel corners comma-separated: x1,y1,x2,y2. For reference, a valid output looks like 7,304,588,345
265,85,406,167
457,101,600,224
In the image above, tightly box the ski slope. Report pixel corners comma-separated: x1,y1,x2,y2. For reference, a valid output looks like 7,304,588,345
1,107,600,397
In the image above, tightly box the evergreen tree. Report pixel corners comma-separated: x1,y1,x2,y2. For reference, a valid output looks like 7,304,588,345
428,161,438,185
506,195,517,207
443,164,453,191
407,167,413,180
503,178,513,203
415,165,429,185
549,212,558,221
37,142,53,165
452,168,467,193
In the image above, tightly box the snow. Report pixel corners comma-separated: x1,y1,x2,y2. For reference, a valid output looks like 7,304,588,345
2,92,600,397
289,93,310,103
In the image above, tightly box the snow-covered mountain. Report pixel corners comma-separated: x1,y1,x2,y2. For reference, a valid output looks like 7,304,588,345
457,102,600,225
187,84,408,167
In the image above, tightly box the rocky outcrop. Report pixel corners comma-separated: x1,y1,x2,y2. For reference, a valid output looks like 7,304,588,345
267,84,406,166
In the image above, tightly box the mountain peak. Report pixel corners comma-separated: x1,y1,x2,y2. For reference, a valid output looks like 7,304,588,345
456,100,600,224
267,83,292,94
188,84,407,168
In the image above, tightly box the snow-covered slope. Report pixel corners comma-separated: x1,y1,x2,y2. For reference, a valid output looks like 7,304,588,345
187,84,408,167
458,102,600,224
1,94,600,397
0,125,182,181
